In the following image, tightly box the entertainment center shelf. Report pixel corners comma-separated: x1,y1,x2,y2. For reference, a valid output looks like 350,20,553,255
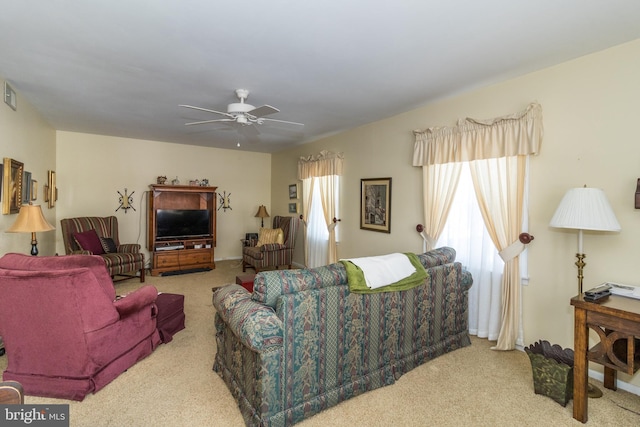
147,185,217,276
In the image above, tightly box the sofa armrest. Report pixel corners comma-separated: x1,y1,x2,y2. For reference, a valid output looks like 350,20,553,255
213,284,283,352
117,243,141,253
461,269,473,291
259,243,286,252
114,285,158,317
70,249,92,255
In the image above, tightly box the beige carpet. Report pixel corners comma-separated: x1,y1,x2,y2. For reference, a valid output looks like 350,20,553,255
2,260,640,426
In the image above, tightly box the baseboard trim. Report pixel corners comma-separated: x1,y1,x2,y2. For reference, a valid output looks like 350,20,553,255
589,369,640,396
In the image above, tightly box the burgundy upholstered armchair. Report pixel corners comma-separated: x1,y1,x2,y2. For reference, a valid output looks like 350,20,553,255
0,253,161,400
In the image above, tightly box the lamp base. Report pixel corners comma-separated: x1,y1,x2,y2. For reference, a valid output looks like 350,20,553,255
588,382,603,398
30,232,39,256
575,253,586,294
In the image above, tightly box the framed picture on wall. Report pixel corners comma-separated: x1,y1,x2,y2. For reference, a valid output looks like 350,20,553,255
288,202,299,214
360,177,391,233
22,171,31,204
2,158,24,215
289,183,298,199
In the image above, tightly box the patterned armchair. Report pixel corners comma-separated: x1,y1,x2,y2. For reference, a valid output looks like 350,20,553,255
242,216,299,273
60,216,145,283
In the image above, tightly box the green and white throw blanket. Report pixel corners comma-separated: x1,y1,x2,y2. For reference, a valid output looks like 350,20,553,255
340,252,428,294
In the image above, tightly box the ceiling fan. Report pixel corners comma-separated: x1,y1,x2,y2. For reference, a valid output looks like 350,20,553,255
180,89,304,138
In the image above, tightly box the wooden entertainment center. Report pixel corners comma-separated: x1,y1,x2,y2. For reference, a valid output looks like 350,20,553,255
147,184,217,276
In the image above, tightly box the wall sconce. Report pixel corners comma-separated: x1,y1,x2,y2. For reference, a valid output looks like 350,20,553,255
218,191,231,212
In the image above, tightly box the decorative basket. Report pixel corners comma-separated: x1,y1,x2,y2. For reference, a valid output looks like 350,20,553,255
525,340,574,406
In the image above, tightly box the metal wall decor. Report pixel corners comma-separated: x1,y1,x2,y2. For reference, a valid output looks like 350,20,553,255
218,191,231,212
116,188,135,213
43,170,57,209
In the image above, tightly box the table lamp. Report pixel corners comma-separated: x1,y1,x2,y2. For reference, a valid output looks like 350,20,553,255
549,187,620,294
254,205,269,227
5,203,55,256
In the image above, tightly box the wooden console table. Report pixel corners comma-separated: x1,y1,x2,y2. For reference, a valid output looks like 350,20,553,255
570,294,640,423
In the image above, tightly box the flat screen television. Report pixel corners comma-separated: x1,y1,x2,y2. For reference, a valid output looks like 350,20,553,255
156,209,210,240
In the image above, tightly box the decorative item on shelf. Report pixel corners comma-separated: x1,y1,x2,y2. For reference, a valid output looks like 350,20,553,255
2,158,24,215
171,176,180,185
189,179,200,186
360,177,392,233
218,191,231,212
200,179,209,186
157,176,167,185
116,188,136,213
5,202,55,255
254,205,269,227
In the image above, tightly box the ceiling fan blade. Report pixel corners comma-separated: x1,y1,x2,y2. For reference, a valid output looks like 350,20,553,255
248,105,279,118
261,117,304,127
185,118,235,126
179,104,233,118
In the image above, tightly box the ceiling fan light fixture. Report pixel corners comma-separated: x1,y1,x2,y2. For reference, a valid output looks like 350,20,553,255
227,102,255,114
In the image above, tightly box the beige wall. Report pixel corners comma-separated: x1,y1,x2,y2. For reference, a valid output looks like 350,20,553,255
0,78,56,256
273,39,640,389
4,38,640,390
55,132,272,262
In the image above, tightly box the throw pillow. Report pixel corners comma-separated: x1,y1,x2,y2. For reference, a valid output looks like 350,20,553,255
256,227,284,247
73,229,105,254
100,237,117,253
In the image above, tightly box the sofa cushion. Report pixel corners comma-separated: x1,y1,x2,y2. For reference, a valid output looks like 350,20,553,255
252,263,348,308
416,247,456,268
73,229,104,255
256,227,284,247
100,237,118,253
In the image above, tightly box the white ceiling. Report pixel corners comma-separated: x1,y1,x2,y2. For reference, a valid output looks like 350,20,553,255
1,1,640,153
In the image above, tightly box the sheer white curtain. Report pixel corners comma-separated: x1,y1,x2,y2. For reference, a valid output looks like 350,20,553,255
303,177,331,268
437,166,504,341
298,151,343,268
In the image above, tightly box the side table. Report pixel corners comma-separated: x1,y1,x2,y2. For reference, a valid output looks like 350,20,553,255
570,294,640,423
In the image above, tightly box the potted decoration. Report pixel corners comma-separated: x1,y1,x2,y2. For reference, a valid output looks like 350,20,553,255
525,340,574,406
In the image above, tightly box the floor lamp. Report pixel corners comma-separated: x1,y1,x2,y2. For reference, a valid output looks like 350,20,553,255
5,203,55,256
549,186,621,398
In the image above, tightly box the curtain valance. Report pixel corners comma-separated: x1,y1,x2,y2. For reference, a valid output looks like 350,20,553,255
412,103,543,166
298,150,344,179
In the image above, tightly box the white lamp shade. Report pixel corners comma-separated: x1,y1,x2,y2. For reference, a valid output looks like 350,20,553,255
549,187,621,232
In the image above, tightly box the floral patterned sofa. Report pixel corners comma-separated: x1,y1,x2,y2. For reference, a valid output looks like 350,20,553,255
212,247,473,426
